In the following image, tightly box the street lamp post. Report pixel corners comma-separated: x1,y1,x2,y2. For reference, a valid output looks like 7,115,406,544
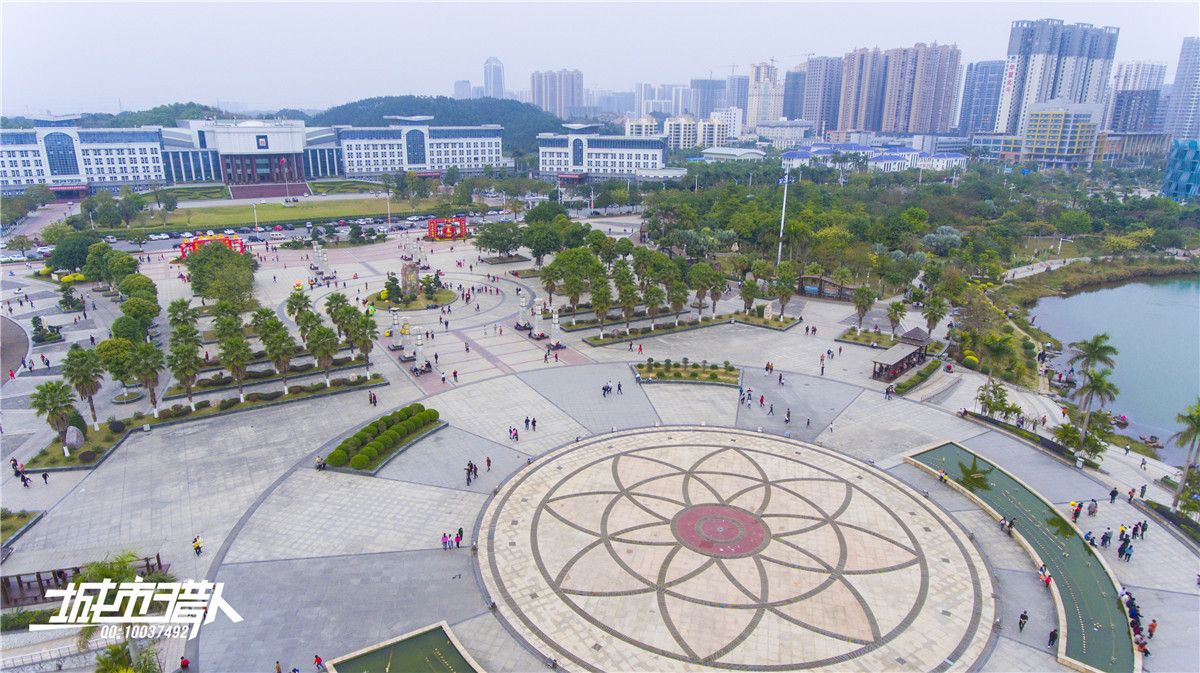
775,164,794,266
390,308,399,348
252,203,259,230
385,192,392,225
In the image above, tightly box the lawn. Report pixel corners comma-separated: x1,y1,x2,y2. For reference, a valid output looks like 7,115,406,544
365,288,456,311
1017,236,1082,261
139,184,230,202
636,359,739,385
309,180,382,195
1,509,36,543
95,196,440,234
839,328,900,348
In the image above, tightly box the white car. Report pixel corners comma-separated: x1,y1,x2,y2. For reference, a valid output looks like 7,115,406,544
104,235,118,244
35,246,53,254
0,254,21,263
180,231,194,238
148,233,168,241
205,230,216,236
223,229,236,235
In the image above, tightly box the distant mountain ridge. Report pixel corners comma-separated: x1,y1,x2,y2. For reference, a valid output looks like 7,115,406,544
2,96,564,156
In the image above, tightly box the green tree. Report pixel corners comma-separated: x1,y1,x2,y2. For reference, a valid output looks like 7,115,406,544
49,233,101,271
284,291,311,320
105,250,138,285
306,325,340,388
110,315,146,343
1074,368,1119,443
589,274,614,337
249,308,277,335
82,242,114,281
443,165,461,186
218,334,253,403
831,266,853,287
921,295,948,337
323,292,350,334
167,329,203,411
128,342,164,417
667,280,689,326
296,309,323,343
618,282,640,334
263,326,299,394
119,274,157,302
887,301,906,337
750,259,774,284
350,314,379,371
740,281,758,312
116,188,146,227
120,297,161,332
551,247,602,323
8,234,32,257
96,338,137,390
803,262,824,277
852,286,876,328
540,263,561,307
213,314,244,343
40,222,75,244
24,184,55,207
687,262,723,316
1068,333,1119,373
30,380,76,442
61,346,105,431
166,299,199,330
1169,399,1200,512
774,261,798,318
475,221,523,258
185,242,254,304
523,221,562,266
643,284,665,330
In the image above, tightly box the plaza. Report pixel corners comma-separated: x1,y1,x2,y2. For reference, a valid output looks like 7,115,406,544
1,223,1196,673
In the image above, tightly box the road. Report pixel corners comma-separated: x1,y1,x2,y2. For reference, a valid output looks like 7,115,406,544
2,202,78,241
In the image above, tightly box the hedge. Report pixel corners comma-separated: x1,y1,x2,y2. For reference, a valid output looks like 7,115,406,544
1144,500,1200,545
895,360,941,395
328,403,441,471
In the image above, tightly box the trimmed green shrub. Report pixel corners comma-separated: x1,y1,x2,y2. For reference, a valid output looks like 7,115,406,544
361,446,379,461
219,398,239,410
78,450,97,463
349,454,369,470
108,419,126,433
326,449,348,467
195,400,212,409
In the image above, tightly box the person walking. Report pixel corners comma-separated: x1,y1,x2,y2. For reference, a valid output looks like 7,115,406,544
768,404,774,416
486,456,491,471
531,418,537,430
1018,611,1028,632
314,654,326,671
1047,628,1058,648
1123,544,1133,562
1139,484,1146,498
1109,487,1119,504
1147,619,1157,639
41,472,48,485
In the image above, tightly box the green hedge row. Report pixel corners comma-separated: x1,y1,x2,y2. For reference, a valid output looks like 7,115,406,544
326,404,440,470
895,360,941,395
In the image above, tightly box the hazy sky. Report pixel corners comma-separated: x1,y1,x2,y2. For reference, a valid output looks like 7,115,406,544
2,1,1197,115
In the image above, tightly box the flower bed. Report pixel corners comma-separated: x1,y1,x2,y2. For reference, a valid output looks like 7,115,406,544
365,288,456,311
325,403,441,471
508,268,541,278
635,359,739,385
27,374,384,469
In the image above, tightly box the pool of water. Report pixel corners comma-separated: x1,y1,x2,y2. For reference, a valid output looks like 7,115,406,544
331,626,474,673
1030,276,1200,464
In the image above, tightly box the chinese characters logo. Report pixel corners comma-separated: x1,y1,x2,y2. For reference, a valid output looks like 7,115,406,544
32,577,243,639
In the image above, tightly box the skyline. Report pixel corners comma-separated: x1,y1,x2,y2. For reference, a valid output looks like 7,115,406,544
2,2,1198,116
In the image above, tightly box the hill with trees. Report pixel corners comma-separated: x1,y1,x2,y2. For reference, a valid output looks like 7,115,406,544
309,95,562,156
1,102,230,129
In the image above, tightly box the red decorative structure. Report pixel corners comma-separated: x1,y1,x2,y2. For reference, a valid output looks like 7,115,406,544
427,217,468,240
179,234,247,258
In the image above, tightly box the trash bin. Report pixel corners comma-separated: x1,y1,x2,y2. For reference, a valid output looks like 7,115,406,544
1075,455,1084,469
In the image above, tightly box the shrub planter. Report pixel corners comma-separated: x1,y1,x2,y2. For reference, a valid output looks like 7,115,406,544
111,390,145,404
326,421,449,477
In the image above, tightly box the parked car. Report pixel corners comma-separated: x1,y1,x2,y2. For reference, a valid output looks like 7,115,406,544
272,225,284,231
237,227,251,234
205,230,216,236
223,229,236,235
35,246,54,254
247,235,264,242
180,231,194,238
282,223,295,230
269,232,286,240
0,254,22,263
252,226,265,232
166,232,182,239
104,235,118,244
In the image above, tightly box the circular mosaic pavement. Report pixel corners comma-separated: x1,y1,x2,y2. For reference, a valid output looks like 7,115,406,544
478,427,994,672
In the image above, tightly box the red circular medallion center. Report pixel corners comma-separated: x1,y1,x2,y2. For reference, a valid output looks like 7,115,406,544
672,504,770,558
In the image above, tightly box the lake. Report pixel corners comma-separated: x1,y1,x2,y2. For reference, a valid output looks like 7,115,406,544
1030,276,1200,465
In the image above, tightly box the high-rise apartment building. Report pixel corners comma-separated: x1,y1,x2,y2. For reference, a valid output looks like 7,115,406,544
689,79,726,119
877,43,960,133
453,80,472,100
838,48,887,131
483,57,505,99
710,107,744,138
531,69,584,118
726,75,750,112
1109,62,1167,132
783,67,807,120
1166,37,1200,139
803,56,842,137
624,117,659,137
994,19,1119,134
746,62,782,131
958,61,1005,133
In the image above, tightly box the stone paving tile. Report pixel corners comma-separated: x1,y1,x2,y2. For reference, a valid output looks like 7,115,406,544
734,370,861,443
642,383,739,427
224,469,488,564
450,611,547,673
1115,582,1199,673
959,431,1099,502
979,632,1069,672
817,393,985,462
202,549,484,673
518,363,660,433
429,377,590,457
375,425,530,493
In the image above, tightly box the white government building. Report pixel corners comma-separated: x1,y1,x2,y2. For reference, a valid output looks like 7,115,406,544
0,115,512,197
537,124,667,183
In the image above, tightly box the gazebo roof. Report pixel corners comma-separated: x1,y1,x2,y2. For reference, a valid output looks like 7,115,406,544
871,343,922,368
900,326,930,345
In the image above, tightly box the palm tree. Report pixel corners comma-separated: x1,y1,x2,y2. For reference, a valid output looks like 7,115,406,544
351,314,379,371
1075,368,1119,442
668,280,688,326
643,285,665,331
167,333,203,411
166,298,199,330
61,346,104,431
306,325,340,387
852,287,876,328
590,276,613,338
1168,399,1200,511
285,291,312,319
218,334,253,403
212,314,243,343
887,301,906,338
540,264,561,308
249,308,276,335
921,295,948,337
1068,333,1119,373
128,342,165,418
618,282,640,334
324,292,350,325
333,305,359,343
295,310,323,344
30,381,77,442
263,327,298,394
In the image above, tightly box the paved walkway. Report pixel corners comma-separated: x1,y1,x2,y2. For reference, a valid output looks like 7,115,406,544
1,232,1194,673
